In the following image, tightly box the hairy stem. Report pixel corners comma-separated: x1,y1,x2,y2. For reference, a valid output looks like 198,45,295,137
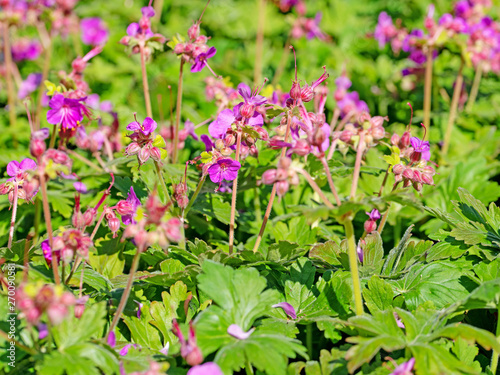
154,161,171,204
297,169,334,208
350,132,365,199
344,219,364,315
139,44,153,118
253,0,266,85
423,47,433,140
442,60,464,156
39,172,60,285
8,185,19,249
228,131,242,254
107,248,142,337
172,60,185,164
3,23,17,145
320,156,341,205
377,166,390,197
466,61,483,113
65,148,103,172
183,175,206,217
252,113,292,253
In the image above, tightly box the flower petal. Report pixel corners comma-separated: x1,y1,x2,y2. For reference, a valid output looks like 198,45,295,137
19,158,37,171
6,161,21,177
272,302,297,319
227,324,255,340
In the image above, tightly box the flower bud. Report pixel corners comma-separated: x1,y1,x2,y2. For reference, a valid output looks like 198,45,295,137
249,145,258,157
293,139,310,156
72,212,85,229
186,347,203,366
370,116,386,128
403,179,412,188
392,164,404,175
340,130,352,143
301,86,314,102
409,151,421,164
413,181,423,192
138,147,151,165
274,125,286,137
83,208,96,226
261,169,277,185
371,126,385,139
150,147,162,162
421,173,434,185
240,103,255,118
215,139,225,150
276,180,289,197
166,218,183,242
402,168,414,180
30,139,46,158
108,217,121,236
285,98,294,108
119,36,131,46
289,82,301,100
23,179,39,201
313,128,326,146
47,305,69,325
74,304,85,319
139,16,150,31
399,131,411,148
187,22,200,40
221,147,233,156
125,142,141,156
255,126,269,141
278,156,292,170
390,133,400,145
276,168,288,181
224,134,236,147
71,58,86,73
364,220,377,233
334,88,346,101
413,170,423,183
173,43,185,54
116,200,134,215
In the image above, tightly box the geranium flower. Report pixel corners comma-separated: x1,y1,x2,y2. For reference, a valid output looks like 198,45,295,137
410,137,430,161
126,117,157,137
191,46,217,73
18,73,42,99
187,362,223,375
80,18,108,46
272,302,297,319
227,324,255,340
46,94,85,130
390,358,415,375
121,187,141,225
207,159,241,185
366,209,381,221
7,158,37,181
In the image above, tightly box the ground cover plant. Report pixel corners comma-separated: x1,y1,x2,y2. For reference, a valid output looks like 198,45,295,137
1,0,500,374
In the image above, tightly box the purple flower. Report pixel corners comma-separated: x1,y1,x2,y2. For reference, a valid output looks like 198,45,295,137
394,312,405,329
127,22,141,37
272,302,297,319
227,324,255,340
38,324,48,340
191,46,217,73
126,117,157,137
41,238,60,265
18,73,42,100
209,106,263,139
366,209,381,221
121,187,141,225
390,358,415,375
74,182,88,194
374,12,396,48
184,119,199,141
187,362,223,375
141,6,155,18
410,137,430,161
357,244,364,263
46,94,85,130
305,12,328,40
200,134,214,151
107,331,116,348
7,158,37,180
134,300,144,319
238,83,267,106
207,159,241,185
159,342,170,356
80,18,108,46
11,39,42,62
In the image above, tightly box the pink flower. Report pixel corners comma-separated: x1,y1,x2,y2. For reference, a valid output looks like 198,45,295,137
207,159,241,184
46,94,86,130
272,302,297,319
187,362,223,375
191,46,217,73
80,18,108,46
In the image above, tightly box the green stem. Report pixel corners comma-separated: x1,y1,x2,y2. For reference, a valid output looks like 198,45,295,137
172,60,185,164
306,323,313,358
254,187,262,222
491,305,500,374
423,47,433,140
49,124,58,149
228,131,242,254
350,132,365,199
245,359,254,375
107,249,142,338
154,161,171,203
442,60,464,156
183,175,206,217
344,219,364,315
297,169,334,208
139,43,153,118
36,25,52,130
34,198,41,243
320,156,341,205
466,61,483,113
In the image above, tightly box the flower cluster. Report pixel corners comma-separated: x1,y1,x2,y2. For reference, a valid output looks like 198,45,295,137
15,282,76,326
172,320,203,366
204,76,239,113
261,157,299,197
125,116,167,165
334,73,369,118
41,228,93,265
364,209,381,233
0,158,38,204
334,114,388,155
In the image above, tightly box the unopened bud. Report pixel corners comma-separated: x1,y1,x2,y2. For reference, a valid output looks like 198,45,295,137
116,200,134,215
364,220,377,233
74,304,85,319
392,164,404,175
187,22,200,40
390,133,400,145
108,217,121,236
215,139,225,150
334,88,346,101
185,347,203,366
72,212,85,228
150,147,162,162
402,168,414,180
276,180,289,197
125,142,141,156
274,125,286,137
224,134,236,147
290,82,301,100
261,169,277,185
139,16,150,31
293,139,310,156
240,103,255,118
340,130,352,143
413,181,423,192
371,126,385,139
255,126,269,141
71,58,86,73
83,208,96,226
221,147,233,156
399,131,411,148
30,139,46,158
138,147,151,165
301,86,314,102
421,173,434,185
278,156,292,170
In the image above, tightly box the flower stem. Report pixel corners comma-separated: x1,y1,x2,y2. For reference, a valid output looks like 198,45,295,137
228,131,242,254
172,60,185,164
49,124,58,149
377,166,390,197
3,23,17,146
245,359,254,375
297,169,334,208
423,47,433,140
8,185,19,249
65,256,81,284
0,329,37,355
320,156,341,205
65,148,104,172
39,171,61,285
253,0,266,85
377,184,398,235
252,113,292,253
183,175,206,217
442,60,464,156
34,198,41,242
490,305,500,374
35,24,52,130
466,61,483,113
107,248,142,338
154,161,171,204
139,44,153,118
350,132,365,199
343,219,364,315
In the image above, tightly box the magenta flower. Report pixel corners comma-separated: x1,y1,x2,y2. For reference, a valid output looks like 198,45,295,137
357,244,364,263
227,324,255,340
134,300,144,319
38,323,48,340
238,83,267,106
121,187,141,225
207,159,241,185
107,331,116,348
410,137,430,161
46,94,85,130
7,158,37,181
126,117,157,137
18,73,42,99
184,119,199,141
366,209,381,221
80,18,108,46
272,302,297,319
11,39,42,62
41,239,61,265
74,182,88,194
374,12,397,48
390,358,415,375
187,363,223,375
208,106,263,139
191,46,217,73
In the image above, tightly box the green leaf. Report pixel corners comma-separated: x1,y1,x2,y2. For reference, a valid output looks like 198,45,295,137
190,193,234,225
123,304,163,350
363,276,394,313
